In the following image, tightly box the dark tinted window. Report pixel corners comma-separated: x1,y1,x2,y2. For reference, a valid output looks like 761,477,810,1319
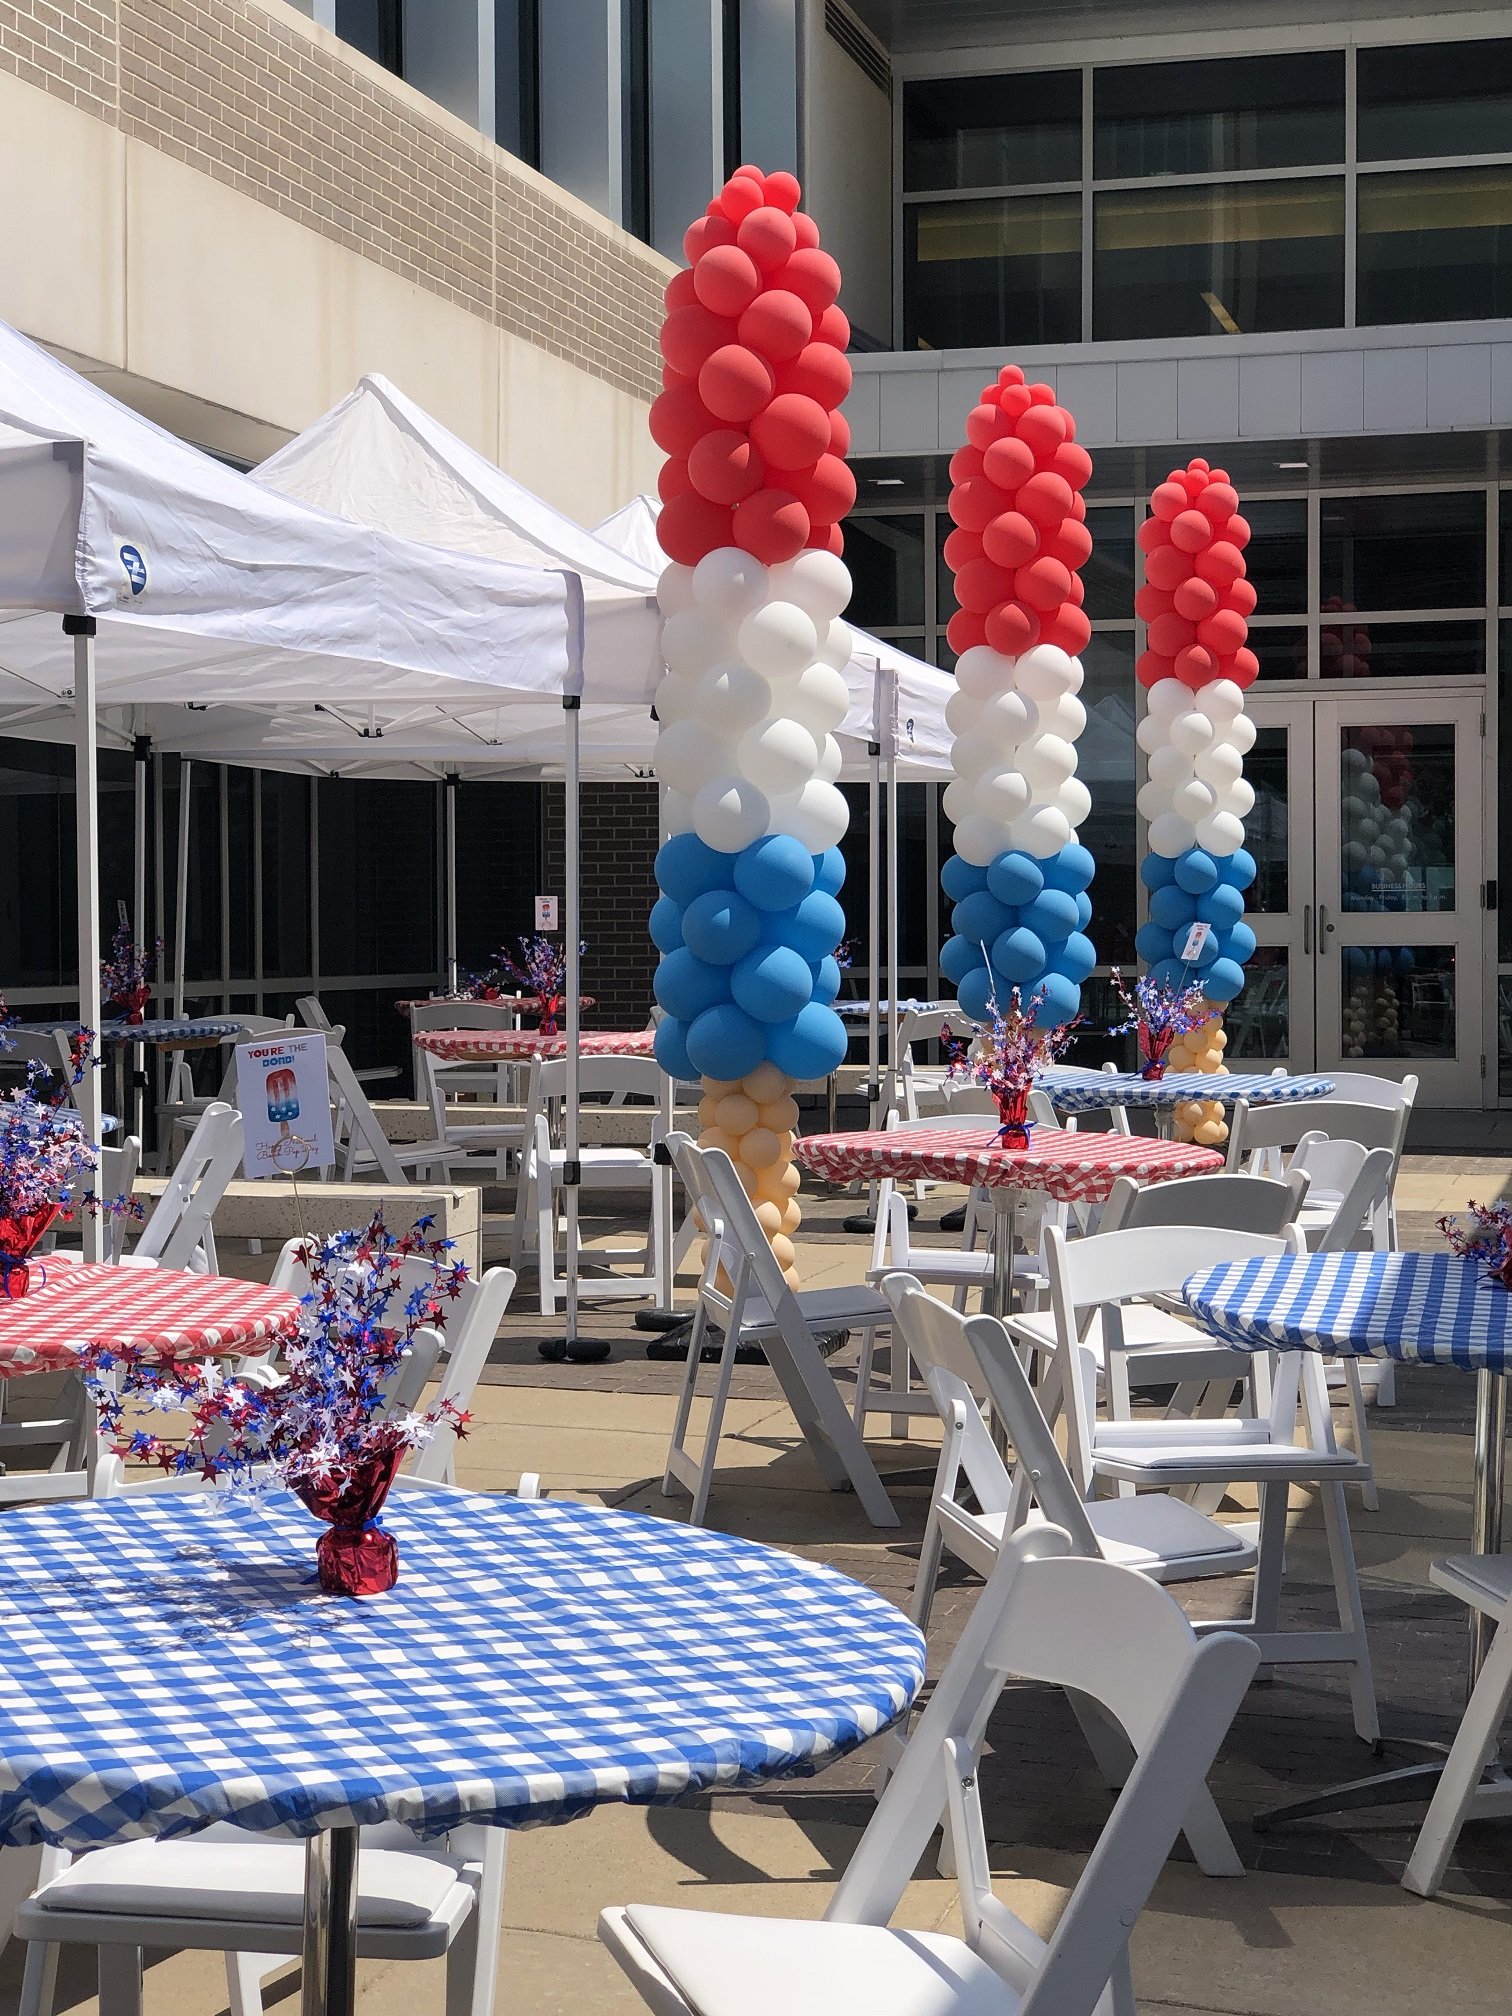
847,514,927,630
1358,38,1512,160
261,772,311,981
1094,52,1344,179
318,779,438,977
455,781,542,976
1358,167,1512,327
1077,633,1137,966
906,194,1081,349
497,0,540,163
904,72,1081,191
1320,492,1484,609
1318,619,1485,680
1243,499,1309,613
1082,507,1135,620
337,0,402,74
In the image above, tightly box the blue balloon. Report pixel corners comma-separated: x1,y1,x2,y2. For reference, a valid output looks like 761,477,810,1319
813,847,847,896
734,834,814,914
649,895,685,954
1221,920,1257,965
986,850,1044,908
683,888,762,966
731,942,813,1024
1149,885,1194,932
686,1002,766,1080
766,1002,848,1082
781,889,847,962
656,832,731,907
1173,848,1219,896
957,963,993,1022
992,925,1047,984
1196,884,1245,930
1343,945,1369,980
952,889,1011,951
1021,888,1080,941
1204,957,1246,1004
1182,927,1220,971
1054,931,1098,984
1135,921,1172,964
1041,842,1095,894
1395,947,1416,975
1220,847,1257,892
1030,972,1081,1027
1074,891,1094,932
654,947,728,1023
941,854,989,902
940,933,980,985
811,954,842,1005
1148,957,1186,991
1375,947,1394,973
653,1016,694,1081
1141,853,1178,891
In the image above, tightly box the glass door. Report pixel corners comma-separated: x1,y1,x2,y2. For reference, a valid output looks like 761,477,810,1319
1229,705,1314,1074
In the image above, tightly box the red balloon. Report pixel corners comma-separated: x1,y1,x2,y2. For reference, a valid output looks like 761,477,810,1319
815,304,850,349
1148,611,1196,657
985,601,1039,656
719,174,765,223
764,170,802,215
775,247,841,314
1050,441,1093,491
1027,381,1056,406
683,214,735,262
827,408,851,458
661,361,686,393
1194,540,1244,588
1224,513,1252,549
1170,509,1213,553
1198,609,1248,657
981,511,1039,570
942,525,983,571
750,391,830,469
1136,515,1170,554
998,383,1031,420
657,458,693,504
1017,471,1074,528
1144,544,1188,592
965,402,1008,452
1016,404,1067,458
657,491,734,565
1198,482,1240,525
789,454,855,527
791,211,820,249
661,303,735,377
946,608,989,656
1228,576,1258,617
732,487,809,563
738,291,812,363
1015,555,1072,612
955,556,1014,614
1227,646,1260,686
949,444,984,485
1040,519,1093,571
1150,481,1188,522
1173,577,1218,623
664,268,698,312
1070,491,1087,523
1136,649,1174,688
1067,572,1085,608
695,244,762,318
737,206,798,273
1039,606,1091,655
649,382,715,457
982,435,1034,491
949,477,1008,533
688,428,765,505
778,341,851,410
999,363,1025,387
698,345,774,423
806,520,845,557
1175,644,1215,687
1134,584,1174,623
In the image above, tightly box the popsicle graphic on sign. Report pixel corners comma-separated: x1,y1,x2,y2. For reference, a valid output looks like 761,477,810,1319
237,1032,334,1176
264,1066,300,1126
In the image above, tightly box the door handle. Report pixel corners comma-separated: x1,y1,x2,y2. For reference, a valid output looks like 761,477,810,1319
1319,903,1332,948
1302,903,1312,955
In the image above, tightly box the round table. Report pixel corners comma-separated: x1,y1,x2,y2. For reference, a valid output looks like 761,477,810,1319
796,1122,1223,1315
1182,1249,1512,1833
415,1027,656,1064
15,1018,245,1049
0,1489,925,2012
0,1262,298,1377
397,996,595,1018
1038,1067,1336,1118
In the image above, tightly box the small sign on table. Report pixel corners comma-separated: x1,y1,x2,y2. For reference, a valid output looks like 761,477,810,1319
236,1030,335,1176
534,895,559,930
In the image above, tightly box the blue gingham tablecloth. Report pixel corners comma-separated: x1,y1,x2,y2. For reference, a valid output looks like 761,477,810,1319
835,999,947,1019
1037,1068,1335,1113
14,1019,244,1046
1182,1251,1512,1373
0,1490,925,1851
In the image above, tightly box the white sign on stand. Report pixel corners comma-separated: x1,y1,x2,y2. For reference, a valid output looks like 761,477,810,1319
1179,921,1212,965
534,895,559,930
236,1030,335,1177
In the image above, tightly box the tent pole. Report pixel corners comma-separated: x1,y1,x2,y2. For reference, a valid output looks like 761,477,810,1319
67,617,103,1262
173,757,192,1019
443,772,459,994
561,694,585,1353
886,666,900,1119
132,729,152,1140
867,679,882,1126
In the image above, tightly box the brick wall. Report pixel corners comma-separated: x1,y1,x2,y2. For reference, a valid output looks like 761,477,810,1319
1,0,667,405
542,781,659,1032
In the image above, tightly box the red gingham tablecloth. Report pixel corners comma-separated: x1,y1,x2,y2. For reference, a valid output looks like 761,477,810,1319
0,1265,300,1379
415,1028,656,1063
793,1124,1224,1206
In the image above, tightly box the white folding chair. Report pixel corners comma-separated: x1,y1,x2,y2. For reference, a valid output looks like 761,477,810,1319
327,1041,454,1185
15,1478,538,2016
42,1137,143,1266
600,1528,1259,2016
661,1131,898,1528
297,994,401,1089
1044,1221,1381,1745
157,1014,293,1164
121,1103,243,1273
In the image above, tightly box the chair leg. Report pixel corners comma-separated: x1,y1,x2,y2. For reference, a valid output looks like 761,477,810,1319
1343,1361,1380,1511
18,1939,59,2016
226,1951,281,2016
851,1326,877,1431
661,1304,711,1498
1249,1481,1288,1638
690,1330,740,1528
1403,1611,1512,1897
1318,1479,1380,1745
99,1948,144,2016
887,1328,910,1441
908,1507,947,1631
449,1841,508,2016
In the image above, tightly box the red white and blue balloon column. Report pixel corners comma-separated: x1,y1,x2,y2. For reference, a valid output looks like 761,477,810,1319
647,165,856,1287
937,368,1097,1029
1133,458,1259,1144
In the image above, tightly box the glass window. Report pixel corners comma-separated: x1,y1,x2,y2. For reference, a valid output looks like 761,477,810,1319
847,514,927,630
1228,945,1290,1062
903,72,1081,192
905,194,1081,349
1341,721,1456,915
260,772,311,981
1094,52,1344,179
1320,493,1484,610
1340,945,1456,1059
318,779,438,977
1358,166,1512,327
0,740,70,988
1500,621,1512,961
1249,623,1309,680
1501,491,1512,607
1243,498,1308,612
935,514,956,630
455,781,542,976
1078,632,1137,965
621,0,649,241
162,760,221,986
1320,619,1485,681
496,0,540,164
1093,179,1344,340
337,0,401,74
1358,38,1512,162
1082,507,1135,620
227,769,255,981
1245,727,1289,911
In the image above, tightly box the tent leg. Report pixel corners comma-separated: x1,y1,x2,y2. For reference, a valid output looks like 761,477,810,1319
131,730,151,1142
842,719,883,1235
68,618,103,1263
444,772,459,995
173,757,192,1020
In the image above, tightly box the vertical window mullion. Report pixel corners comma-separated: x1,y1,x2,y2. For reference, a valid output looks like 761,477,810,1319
1080,63,1094,342
1343,43,1358,327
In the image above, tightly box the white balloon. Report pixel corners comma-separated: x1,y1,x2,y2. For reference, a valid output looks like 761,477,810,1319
657,562,696,617
1136,781,1169,823
1009,803,1072,855
739,716,822,797
1146,745,1190,791
1341,746,1370,776
1018,734,1077,791
784,661,850,736
1228,713,1257,755
1135,713,1167,756
693,773,770,851
769,551,852,624
1219,777,1257,819
1146,678,1190,723
1170,710,1216,757
945,688,979,738
1015,645,1081,701
662,609,728,677
816,733,843,783
981,687,1038,746
662,788,694,835
954,645,1012,701
1195,810,1246,854
1359,770,1381,803
1037,692,1086,742
952,814,1006,868
1196,678,1245,726
1058,776,1092,830
692,548,769,621
1194,743,1243,789
657,718,735,796
942,777,973,826
1342,839,1367,871
971,765,1031,825
817,617,854,671
769,778,848,852
952,732,1001,783
1148,811,1196,857
653,673,698,726
737,601,820,681
693,661,772,734
1172,777,1216,824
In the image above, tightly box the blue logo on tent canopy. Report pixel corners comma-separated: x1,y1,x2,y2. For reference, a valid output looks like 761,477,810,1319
120,545,147,596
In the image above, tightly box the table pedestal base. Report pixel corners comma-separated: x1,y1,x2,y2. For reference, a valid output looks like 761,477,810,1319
303,1826,360,2016
1254,1747,1512,1843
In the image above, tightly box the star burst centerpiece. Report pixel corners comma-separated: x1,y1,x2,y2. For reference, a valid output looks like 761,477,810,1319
945,985,1077,1148
1440,1202,1512,1292
100,923,162,1024
1109,967,1210,1080
493,935,586,1035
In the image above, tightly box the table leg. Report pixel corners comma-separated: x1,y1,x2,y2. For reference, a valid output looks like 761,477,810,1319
302,1826,360,2016
1469,1369,1508,1682
988,1189,1019,1323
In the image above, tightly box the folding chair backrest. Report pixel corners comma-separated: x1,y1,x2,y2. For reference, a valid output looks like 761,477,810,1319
1101,1167,1306,1236
1287,1131,1366,1202
1226,1097,1397,1169
1310,1145,1395,1254
533,1055,669,1106
135,1103,243,1269
941,1080,994,1114
98,1135,142,1262
295,996,333,1032
409,1002,520,1031
663,1130,737,1282
325,1041,406,1184
1320,1070,1418,1112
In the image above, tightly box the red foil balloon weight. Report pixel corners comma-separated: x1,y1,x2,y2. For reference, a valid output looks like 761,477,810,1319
293,1444,404,1597
110,986,151,1026
0,1204,59,1298
994,1083,1031,1150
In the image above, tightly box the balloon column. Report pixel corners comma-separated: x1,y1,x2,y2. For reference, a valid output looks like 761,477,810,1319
647,164,856,1287
937,367,1097,1027
1134,458,1259,1144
